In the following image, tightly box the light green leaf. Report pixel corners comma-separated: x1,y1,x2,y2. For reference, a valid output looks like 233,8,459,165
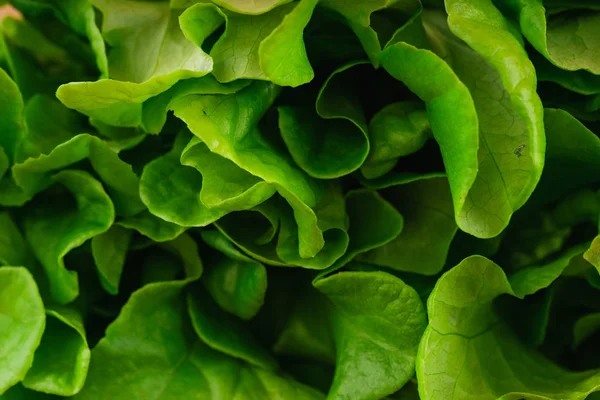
170,81,348,262
314,271,427,400
0,267,45,395
499,0,600,74
141,75,250,134
357,177,456,275
56,0,214,127
9,134,143,216
181,138,276,211
381,5,545,238
139,132,228,227
201,230,267,320
22,306,90,396
91,225,133,295
418,255,600,400
585,234,600,274
24,170,115,304
180,3,290,83
212,0,292,15
258,0,317,86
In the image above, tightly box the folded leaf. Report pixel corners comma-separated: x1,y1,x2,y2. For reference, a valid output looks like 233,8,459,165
7,134,144,216
22,307,90,396
201,230,268,320
361,101,431,179
382,5,545,237
319,0,422,65
418,255,600,400
24,170,115,304
357,176,456,275
573,312,600,350
279,61,370,178
217,191,349,269
314,271,427,400
75,281,323,399
499,0,600,74
0,212,30,267
181,137,276,211
170,81,349,262
316,189,404,277
10,0,108,76
0,67,25,163
180,3,291,83
117,210,186,243
140,132,228,227
527,109,600,208
212,0,292,15
56,0,214,127
187,288,278,370
258,0,317,86
91,225,133,295
0,267,45,395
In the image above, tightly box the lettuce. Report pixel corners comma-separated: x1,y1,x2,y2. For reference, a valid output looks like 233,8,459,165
1,0,600,399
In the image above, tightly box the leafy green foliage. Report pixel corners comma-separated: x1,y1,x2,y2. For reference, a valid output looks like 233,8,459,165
2,0,600,398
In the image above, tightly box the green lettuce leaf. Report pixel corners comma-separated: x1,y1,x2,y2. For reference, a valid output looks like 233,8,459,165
75,281,323,399
314,271,427,400
0,67,25,164
319,0,422,65
139,131,228,227
499,0,600,74
170,81,349,264
117,211,186,243
22,306,90,396
56,0,214,127
200,230,267,320
91,225,133,295
361,101,431,179
0,267,45,395
278,61,369,178
211,0,292,15
418,255,600,400
181,0,316,86
573,312,600,350
24,170,114,304
4,134,144,216
187,287,278,370
10,0,107,76
357,176,456,275
527,109,600,208
382,3,544,238
181,137,276,212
